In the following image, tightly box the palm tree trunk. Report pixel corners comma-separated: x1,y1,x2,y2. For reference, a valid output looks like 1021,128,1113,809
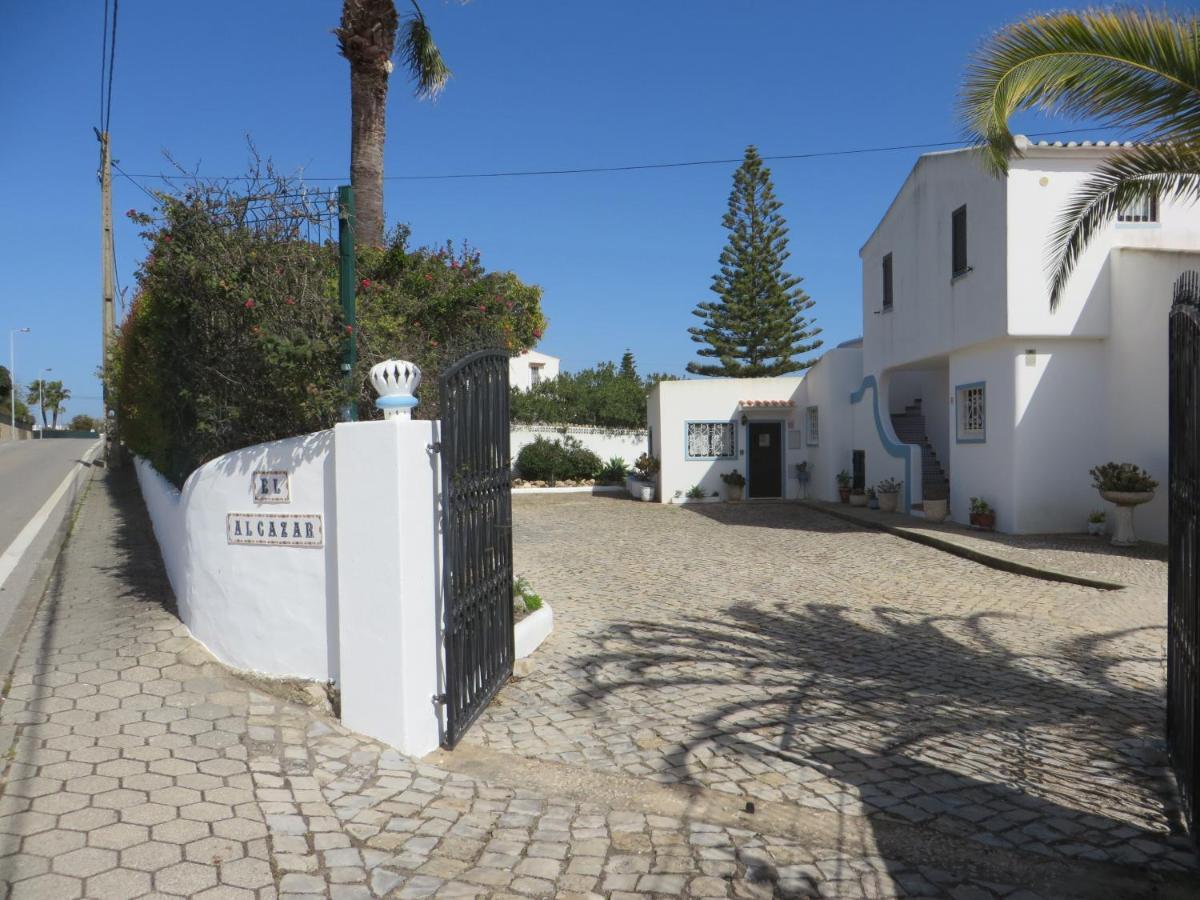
349,61,389,248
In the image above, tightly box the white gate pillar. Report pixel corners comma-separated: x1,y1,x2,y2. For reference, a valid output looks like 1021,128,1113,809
333,416,442,756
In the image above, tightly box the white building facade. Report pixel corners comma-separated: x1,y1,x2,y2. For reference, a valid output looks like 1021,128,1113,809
649,138,1200,542
509,349,560,392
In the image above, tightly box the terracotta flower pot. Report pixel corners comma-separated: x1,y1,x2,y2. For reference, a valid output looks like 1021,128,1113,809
838,487,850,503
970,512,995,531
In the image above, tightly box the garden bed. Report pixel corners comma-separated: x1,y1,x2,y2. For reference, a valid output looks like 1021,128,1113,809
515,603,554,659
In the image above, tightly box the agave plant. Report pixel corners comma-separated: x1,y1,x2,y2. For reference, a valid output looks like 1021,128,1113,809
960,9,1200,307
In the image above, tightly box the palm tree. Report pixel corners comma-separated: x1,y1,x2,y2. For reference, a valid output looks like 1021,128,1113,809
960,8,1200,308
336,0,451,247
45,381,70,429
25,379,50,431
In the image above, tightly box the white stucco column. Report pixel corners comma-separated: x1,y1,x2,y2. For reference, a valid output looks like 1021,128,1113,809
333,417,443,756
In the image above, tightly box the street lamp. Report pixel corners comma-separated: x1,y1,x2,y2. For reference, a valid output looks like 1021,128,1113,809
8,327,30,440
38,368,51,439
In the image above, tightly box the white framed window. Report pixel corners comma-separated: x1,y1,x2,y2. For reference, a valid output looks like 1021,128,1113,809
686,421,736,459
1118,194,1158,223
529,363,544,386
805,406,819,446
956,382,986,443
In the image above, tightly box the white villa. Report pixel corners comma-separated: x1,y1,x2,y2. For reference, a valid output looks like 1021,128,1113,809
509,349,560,392
648,136,1200,542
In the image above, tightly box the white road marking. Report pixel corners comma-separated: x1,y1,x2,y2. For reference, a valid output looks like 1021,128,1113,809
0,441,102,592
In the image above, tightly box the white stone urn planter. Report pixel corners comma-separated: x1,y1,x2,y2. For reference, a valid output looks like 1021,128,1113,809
848,492,868,507
877,491,900,513
1099,490,1154,546
636,482,656,502
923,498,949,523
515,603,554,659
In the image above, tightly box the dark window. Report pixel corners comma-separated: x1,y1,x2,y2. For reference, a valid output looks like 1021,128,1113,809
1118,194,1158,223
882,253,893,311
952,205,968,277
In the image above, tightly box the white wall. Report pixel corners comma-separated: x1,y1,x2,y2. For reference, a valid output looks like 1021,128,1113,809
947,341,1017,530
793,346,863,502
1106,248,1200,543
134,431,337,681
511,425,648,469
885,366,951,485
861,148,1008,374
509,350,560,392
649,377,804,503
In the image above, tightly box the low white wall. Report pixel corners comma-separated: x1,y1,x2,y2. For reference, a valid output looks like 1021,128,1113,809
511,425,648,467
135,430,337,682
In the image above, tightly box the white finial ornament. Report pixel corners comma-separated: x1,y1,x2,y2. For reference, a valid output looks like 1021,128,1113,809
370,360,422,420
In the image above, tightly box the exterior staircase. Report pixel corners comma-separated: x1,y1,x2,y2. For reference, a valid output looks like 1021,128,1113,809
889,399,949,502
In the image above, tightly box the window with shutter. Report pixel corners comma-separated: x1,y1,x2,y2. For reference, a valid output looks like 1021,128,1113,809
882,253,893,311
952,205,968,277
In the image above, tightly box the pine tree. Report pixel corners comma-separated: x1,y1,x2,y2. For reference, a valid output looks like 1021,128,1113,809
618,349,638,380
687,146,822,377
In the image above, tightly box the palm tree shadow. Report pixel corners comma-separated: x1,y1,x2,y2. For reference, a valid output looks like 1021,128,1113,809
560,597,1196,881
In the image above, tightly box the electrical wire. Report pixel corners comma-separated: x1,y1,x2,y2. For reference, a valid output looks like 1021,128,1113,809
119,128,1095,183
111,160,159,203
105,0,119,133
99,0,109,129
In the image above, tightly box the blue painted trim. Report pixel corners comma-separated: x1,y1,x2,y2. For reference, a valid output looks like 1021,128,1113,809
805,406,819,447
848,375,912,511
954,381,987,444
683,420,738,461
376,395,418,410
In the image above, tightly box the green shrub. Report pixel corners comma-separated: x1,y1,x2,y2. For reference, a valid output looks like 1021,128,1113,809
112,165,546,487
596,457,628,483
515,436,600,482
1089,462,1159,493
686,484,705,499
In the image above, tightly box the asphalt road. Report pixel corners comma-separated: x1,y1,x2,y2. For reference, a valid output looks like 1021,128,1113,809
0,438,96,553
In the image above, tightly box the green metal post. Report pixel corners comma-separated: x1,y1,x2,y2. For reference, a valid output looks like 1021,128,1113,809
338,185,357,421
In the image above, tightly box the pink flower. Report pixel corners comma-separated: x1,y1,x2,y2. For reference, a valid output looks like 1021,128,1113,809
244,299,255,309
360,278,372,289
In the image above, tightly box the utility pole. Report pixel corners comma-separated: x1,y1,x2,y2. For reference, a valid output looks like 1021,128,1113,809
98,129,117,463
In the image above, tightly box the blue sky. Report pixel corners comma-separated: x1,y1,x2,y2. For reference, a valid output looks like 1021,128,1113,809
0,1,1130,419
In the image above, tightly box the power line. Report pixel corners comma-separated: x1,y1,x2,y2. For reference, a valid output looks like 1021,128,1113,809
119,128,1091,183
99,0,109,128
104,0,119,133
111,160,159,203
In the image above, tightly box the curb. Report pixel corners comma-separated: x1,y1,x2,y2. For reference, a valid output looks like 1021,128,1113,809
804,501,1127,591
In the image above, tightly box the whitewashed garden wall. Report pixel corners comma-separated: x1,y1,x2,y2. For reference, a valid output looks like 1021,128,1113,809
510,424,648,463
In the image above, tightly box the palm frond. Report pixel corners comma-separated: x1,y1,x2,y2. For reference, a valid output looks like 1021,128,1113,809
1047,142,1200,308
960,9,1200,173
398,0,451,100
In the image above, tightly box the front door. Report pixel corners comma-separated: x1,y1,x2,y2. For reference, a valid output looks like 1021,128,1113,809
747,422,783,498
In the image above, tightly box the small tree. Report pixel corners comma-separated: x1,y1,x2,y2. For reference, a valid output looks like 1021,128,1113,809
618,349,637,380
687,145,822,377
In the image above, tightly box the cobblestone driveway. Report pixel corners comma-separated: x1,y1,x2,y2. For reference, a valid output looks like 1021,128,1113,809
472,495,1196,876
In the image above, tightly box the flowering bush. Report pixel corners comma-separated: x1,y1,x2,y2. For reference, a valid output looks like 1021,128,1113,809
112,169,545,486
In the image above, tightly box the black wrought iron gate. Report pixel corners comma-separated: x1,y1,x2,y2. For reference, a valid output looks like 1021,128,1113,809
439,349,515,748
1169,270,1200,836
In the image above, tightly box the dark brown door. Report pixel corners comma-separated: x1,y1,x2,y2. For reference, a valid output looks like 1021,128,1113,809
747,422,783,498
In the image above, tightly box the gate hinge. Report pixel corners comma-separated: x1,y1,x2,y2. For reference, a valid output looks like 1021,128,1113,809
432,693,447,706
428,442,442,453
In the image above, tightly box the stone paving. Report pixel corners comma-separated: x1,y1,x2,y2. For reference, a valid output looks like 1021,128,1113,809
0,471,1196,898
472,495,1197,877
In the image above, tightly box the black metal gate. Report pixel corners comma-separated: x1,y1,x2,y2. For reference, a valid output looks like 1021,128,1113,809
439,348,514,748
1169,270,1200,836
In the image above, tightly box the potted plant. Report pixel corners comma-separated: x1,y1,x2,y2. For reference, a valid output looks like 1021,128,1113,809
632,454,660,502
849,487,868,507
866,487,879,510
969,497,995,530
721,470,746,501
1090,462,1158,546
836,470,852,503
875,478,903,513
1087,510,1106,536
924,490,949,523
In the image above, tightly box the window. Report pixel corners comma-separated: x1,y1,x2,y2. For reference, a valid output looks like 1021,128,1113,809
882,253,893,311
686,422,736,459
956,382,986,442
805,406,819,446
529,363,544,386
952,205,968,277
1118,194,1158,223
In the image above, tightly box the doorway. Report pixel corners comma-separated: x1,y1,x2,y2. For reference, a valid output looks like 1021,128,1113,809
747,421,783,498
